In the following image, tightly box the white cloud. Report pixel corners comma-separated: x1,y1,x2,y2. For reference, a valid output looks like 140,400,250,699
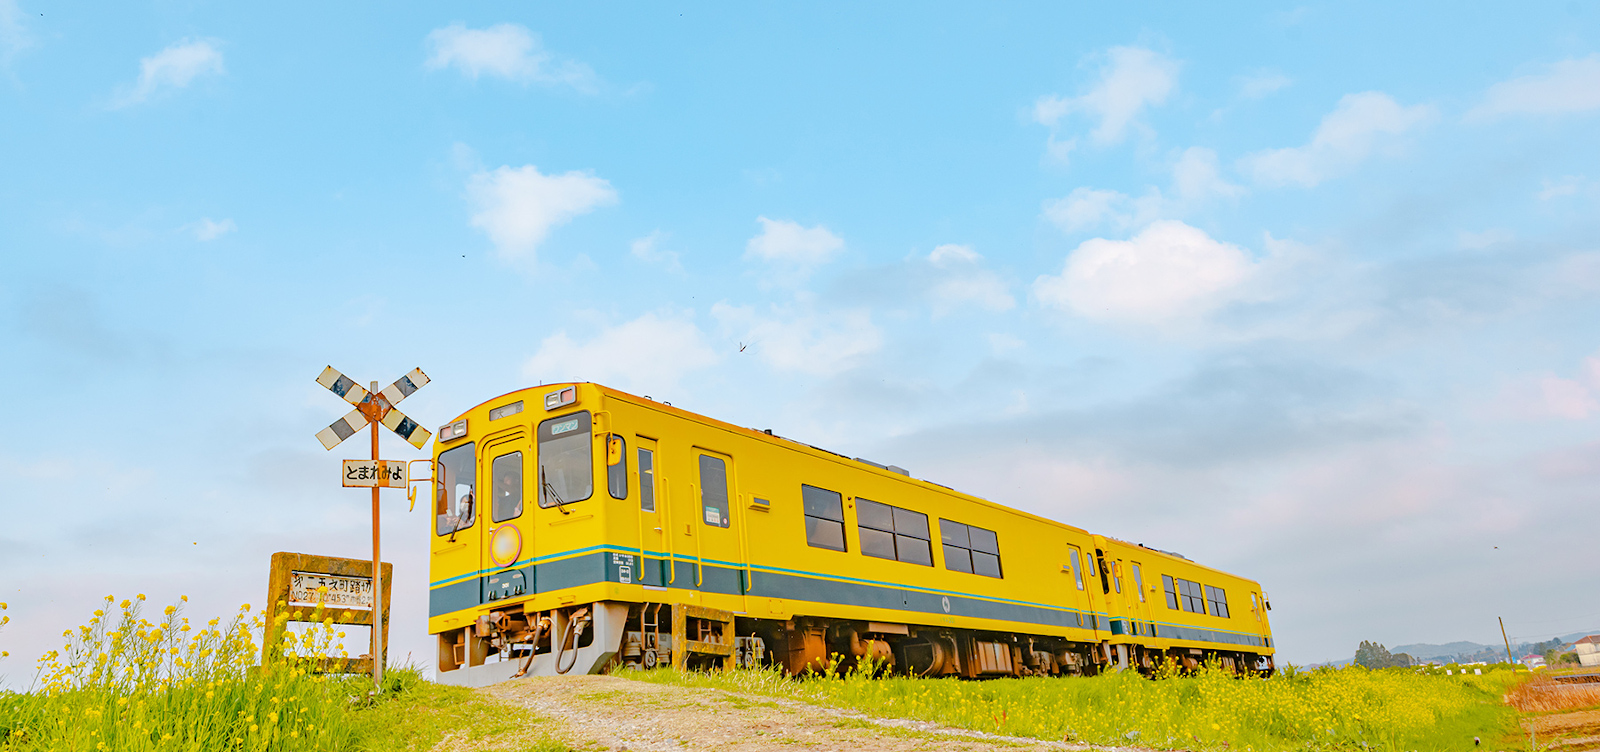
630,230,681,273
1043,149,1241,235
1042,188,1131,234
112,39,224,109
987,332,1025,355
925,244,1014,316
1536,376,1599,419
928,243,981,267
711,303,881,377
522,312,718,394
1469,56,1600,120
1,0,36,67
188,218,235,241
1238,92,1435,188
466,164,617,259
1537,175,1586,200
744,217,844,268
425,23,595,90
1457,229,1513,250
1172,147,1244,203
1033,220,1259,325
1033,46,1179,149
1500,352,1600,420
1238,71,1292,99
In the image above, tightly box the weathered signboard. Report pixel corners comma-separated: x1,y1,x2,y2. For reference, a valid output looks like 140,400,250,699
340,460,407,488
264,551,392,674
289,570,374,609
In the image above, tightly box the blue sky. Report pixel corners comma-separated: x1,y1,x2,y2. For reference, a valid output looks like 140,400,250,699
3,1,1600,678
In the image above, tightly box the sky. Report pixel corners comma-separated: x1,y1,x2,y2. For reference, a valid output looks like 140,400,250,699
2,1,1600,682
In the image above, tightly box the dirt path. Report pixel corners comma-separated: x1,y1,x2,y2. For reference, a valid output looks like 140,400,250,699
477,674,1128,752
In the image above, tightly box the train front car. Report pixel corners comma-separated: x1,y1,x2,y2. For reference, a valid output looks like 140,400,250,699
428,383,636,686
427,382,1275,686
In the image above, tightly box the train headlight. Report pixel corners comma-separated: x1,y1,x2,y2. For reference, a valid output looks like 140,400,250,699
544,386,577,410
438,419,468,441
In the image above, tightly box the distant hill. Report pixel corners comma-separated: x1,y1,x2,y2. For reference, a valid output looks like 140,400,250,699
1391,631,1599,662
1390,641,1498,660
1309,630,1600,667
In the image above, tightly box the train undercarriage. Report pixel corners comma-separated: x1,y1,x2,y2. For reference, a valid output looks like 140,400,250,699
433,600,1275,687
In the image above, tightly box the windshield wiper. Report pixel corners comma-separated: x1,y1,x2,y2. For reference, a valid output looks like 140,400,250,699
542,466,571,515
447,494,474,542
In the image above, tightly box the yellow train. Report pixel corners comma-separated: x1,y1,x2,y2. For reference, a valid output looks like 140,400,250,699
427,383,1275,686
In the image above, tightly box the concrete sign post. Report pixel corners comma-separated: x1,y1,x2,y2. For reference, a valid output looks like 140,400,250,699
264,552,392,674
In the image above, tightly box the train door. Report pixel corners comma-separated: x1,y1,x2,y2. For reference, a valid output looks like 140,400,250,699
634,436,667,587
1065,544,1093,635
1250,590,1270,637
432,440,480,608
480,430,529,604
689,448,748,612
1126,559,1153,637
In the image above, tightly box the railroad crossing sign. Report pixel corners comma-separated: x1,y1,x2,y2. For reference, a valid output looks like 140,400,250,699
313,365,432,689
314,367,432,450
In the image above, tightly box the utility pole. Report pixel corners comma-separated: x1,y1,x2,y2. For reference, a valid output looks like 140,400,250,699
1499,616,1514,665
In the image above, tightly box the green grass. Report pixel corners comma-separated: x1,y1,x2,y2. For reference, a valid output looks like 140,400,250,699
0,596,573,752
625,661,1526,751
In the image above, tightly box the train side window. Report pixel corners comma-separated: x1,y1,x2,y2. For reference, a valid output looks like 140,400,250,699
856,498,932,566
1162,575,1179,610
1111,561,1122,594
1068,548,1085,590
1131,563,1146,602
607,437,628,500
939,519,1002,578
637,447,656,513
436,442,476,536
1205,585,1230,618
698,454,730,528
1251,592,1262,621
1177,578,1206,614
490,452,523,523
801,485,846,551
939,518,971,573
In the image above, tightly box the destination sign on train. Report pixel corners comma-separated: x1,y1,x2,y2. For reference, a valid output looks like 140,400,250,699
341,459,407,488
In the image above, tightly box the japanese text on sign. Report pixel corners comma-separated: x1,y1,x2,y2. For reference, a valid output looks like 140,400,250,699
288,571,373,610
341,460,407,488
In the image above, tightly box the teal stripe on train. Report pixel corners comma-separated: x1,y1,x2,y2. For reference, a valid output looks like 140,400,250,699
428,551,1268,649
432,551,1101,633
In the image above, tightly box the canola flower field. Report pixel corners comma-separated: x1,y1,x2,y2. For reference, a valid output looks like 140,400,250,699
0,597,569,752
0,596,1540,751
634,660,1527,751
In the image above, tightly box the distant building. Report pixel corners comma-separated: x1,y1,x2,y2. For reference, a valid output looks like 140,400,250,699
1522,655,1547,669
1577,636,1600,668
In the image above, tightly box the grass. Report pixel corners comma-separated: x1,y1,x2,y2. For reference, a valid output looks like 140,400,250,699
627,660,1527,751
1505,672,1600,714
0,596,573,752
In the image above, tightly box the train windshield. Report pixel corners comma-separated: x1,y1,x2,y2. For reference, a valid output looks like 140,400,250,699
538,411,593,507
436,442,476,536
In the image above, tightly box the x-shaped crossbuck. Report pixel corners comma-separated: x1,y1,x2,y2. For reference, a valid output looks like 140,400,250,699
314,366,433,450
